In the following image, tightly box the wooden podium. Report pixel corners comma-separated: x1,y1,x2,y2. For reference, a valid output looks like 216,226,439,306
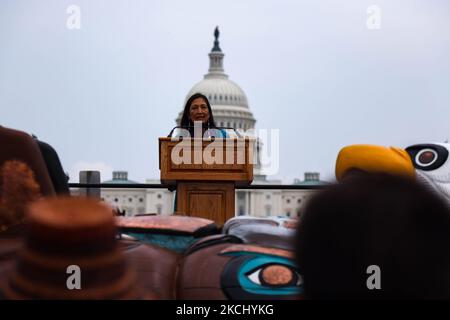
159,137,254,225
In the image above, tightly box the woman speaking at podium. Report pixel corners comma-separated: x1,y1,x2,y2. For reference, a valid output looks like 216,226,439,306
172,93,227,211
178,93,227,139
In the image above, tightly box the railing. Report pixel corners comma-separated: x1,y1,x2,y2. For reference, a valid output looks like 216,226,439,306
68,182,325,216
68,183,325,190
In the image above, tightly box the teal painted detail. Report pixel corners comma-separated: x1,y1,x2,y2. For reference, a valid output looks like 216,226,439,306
222,252,303,296
124,232,196,253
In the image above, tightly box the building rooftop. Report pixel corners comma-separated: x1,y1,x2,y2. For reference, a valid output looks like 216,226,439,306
102,171,138,184
293,172,329,186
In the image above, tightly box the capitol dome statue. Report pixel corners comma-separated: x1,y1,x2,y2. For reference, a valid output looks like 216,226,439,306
176,27,256,131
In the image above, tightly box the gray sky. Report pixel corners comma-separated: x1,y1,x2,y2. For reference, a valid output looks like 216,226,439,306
1,0,449,183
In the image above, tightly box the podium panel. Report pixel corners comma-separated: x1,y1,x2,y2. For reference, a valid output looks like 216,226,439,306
176,182,234,225
159,138,253,185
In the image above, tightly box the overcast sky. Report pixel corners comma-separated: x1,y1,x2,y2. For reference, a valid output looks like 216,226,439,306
1,0,449,183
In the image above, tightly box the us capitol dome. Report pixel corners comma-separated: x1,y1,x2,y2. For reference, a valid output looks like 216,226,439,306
176,27,256,131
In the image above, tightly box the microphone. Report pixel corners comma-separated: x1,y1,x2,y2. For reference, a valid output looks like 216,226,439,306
167,126,192,138
167,126,242,138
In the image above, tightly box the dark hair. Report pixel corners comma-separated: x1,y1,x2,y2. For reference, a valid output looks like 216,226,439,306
296,173,450,299
180,93,217,129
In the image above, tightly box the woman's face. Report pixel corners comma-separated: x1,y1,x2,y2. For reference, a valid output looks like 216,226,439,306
189,97,210,124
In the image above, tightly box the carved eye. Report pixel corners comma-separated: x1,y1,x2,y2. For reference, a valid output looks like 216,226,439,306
221,254,303,299
416,149,438,167
246,264,302,288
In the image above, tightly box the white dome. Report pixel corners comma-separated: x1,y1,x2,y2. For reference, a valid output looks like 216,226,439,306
176,27,256,131
185,78,249,108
